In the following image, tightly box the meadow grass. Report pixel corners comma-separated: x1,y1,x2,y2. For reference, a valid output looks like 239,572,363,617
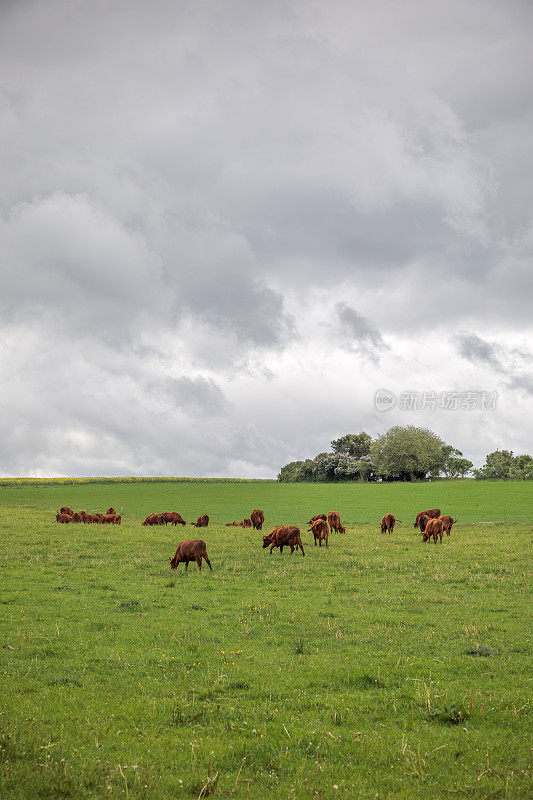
0,480,531,799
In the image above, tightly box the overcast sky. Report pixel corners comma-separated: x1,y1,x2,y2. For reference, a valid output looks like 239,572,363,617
1,0,532,477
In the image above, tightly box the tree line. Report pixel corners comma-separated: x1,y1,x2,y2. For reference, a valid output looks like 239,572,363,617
277,427,533,482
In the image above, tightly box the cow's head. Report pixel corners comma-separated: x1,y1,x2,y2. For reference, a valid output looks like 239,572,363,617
262,535,272,548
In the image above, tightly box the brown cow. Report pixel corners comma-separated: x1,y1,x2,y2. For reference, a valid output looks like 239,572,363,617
423,518,444,543
60,507,73,516
308,513,327,525
251,510,265,531
309,518,329,547
327,511,345,534
102,514,121,524
242,518,252,528
106,507,116,515
439,516,456,535
262,526,305,556
380,513,401,534
169,540,212,571
191,514,209,528
414,509,441,528
56,512,72,523
72,512,82,523
142,513,165,525
225,521,241,526
162,512,186,526
418,514,430,534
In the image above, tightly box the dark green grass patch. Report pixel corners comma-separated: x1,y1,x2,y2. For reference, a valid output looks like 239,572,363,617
0,481,531,799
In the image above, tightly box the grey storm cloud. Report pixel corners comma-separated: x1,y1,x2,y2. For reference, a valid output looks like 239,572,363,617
453,332,533,396
334,303,389,364
0,0,532,476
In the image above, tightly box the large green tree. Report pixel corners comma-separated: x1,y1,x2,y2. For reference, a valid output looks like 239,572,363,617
370,426,446,481
331,432,372,459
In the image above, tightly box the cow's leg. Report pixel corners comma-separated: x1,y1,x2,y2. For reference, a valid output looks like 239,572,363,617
203,554,212,571
196,556,202,571
185,560,189,570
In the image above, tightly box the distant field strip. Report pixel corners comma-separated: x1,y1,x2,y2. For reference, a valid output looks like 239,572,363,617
1,478,531,523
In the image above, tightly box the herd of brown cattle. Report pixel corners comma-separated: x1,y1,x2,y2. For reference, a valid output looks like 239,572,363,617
55,502,457,571
55,507,121,524
380,508,457,542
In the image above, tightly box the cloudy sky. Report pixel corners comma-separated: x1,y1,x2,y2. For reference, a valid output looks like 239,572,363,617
1,0,532,477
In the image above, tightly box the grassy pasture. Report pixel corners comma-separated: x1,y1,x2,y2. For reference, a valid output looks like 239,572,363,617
0,480,531,799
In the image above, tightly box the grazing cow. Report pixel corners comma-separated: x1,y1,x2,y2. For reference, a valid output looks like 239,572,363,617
106,507,116,515
191,514,209,528
414,509,441,528
251,509,265,531
242,518,252,528
169,540,212,571
309,518,329,547
327,511,345,534
381,513,401,534
72,512,82,523
439,516,456,536
60,507,73,516
423,518,444,544
56,512,72,523
162,512,186,526
308,514,327,525
225,521,240,526
262,526,305,556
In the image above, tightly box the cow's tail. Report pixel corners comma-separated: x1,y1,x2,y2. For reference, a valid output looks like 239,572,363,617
397,520,403,523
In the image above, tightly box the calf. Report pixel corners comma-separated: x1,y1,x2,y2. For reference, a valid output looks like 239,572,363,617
60,507,73,516
71,512,82,523
423,518,444,543
414,509,441,528
191,514,209,528
170,540,212,571
327,510,345,534
439,516,456,535
242,518,252,528
163,511,186,526
56,512,72,523
106,507,116,515
251,509,265,531
380,513,400,534
309,518,328,547
262,526,305,556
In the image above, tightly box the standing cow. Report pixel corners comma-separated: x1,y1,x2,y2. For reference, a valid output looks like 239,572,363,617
251,509,265,531
309,518,329,547
423,518,444,543
381,513,400,534
170,540,212,571
327,511,345,534
439,516,456,536
262,526,305,556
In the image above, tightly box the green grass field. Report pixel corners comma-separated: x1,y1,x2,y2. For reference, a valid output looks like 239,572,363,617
1,480,531,799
